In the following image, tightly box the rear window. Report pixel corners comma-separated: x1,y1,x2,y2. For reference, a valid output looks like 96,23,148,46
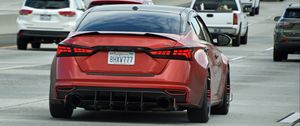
77,11,181,34
25,0,69,9
284,9,300,18
193,0,238,12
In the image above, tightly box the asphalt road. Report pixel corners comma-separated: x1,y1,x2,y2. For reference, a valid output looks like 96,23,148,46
0,0,299,126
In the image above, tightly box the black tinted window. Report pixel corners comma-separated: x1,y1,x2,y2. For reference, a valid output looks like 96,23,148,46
284,9,300,18
25,0,69,9
193,0,238,11
77,11,180,34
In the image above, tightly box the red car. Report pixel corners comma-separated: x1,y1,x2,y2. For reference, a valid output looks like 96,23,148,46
49,5,231,123
88,0,153,8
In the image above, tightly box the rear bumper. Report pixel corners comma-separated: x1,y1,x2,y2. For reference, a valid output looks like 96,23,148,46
274,43,300,53
274,33,300,53
51,57,209,110
53,87,188,111
19,30,69,38
208,27,238,36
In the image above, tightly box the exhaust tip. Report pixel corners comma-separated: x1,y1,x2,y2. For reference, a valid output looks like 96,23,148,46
157,97,171,109
70,95,81,107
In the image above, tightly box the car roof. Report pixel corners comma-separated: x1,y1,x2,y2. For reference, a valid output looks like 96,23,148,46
288,3,300,9
90,0,145,4
90,5,190,15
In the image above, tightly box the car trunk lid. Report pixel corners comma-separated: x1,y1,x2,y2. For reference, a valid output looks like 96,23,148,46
68,33,180,75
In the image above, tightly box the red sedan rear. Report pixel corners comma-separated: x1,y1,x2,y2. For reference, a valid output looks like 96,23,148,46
49,5,231,123
88,0,153,8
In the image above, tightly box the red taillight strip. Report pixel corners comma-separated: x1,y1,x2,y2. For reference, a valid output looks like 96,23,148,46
74,48,93,53
173,49,192,59
57,45,71,55
19,9,33,15
56,45,93,57
233,13,238,25
150,50,171,55
149,48,193,60
59,11,76,17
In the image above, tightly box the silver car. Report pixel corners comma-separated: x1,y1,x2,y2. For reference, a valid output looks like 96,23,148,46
273,3,300,61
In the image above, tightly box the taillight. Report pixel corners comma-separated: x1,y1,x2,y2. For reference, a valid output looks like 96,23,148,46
59,11,76,17
57,45,71,55
56,45,93,57
149,48,193,60
19,9,32,15
276,22,293,29
233,13,238,25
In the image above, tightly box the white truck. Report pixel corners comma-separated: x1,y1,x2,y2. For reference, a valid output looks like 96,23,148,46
240,0,260,16
190,0,248,46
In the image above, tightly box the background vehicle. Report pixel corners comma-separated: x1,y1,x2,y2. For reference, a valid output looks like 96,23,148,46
191,0,248,47
273,3,300,61
87,0,154,8
49,5,231,123
240,0,260,16
16,0,86,50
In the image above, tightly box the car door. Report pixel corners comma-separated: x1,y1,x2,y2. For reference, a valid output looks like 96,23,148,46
193,15,224,102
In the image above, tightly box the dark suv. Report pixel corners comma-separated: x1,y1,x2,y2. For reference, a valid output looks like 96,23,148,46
273,3,300,61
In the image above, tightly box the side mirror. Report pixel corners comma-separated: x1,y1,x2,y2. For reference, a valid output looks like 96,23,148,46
274,16,281,21
213,34,231,46
77,8,85,11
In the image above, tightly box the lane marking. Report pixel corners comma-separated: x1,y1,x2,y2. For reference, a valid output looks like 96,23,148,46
265,47,274,51
0,45,16,49
229,47,275,62
278,112,300,124
0,98,48,110
230,56,246,61
0,64,49,71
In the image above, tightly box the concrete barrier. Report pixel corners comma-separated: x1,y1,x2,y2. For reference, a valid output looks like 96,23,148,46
0,14,18,34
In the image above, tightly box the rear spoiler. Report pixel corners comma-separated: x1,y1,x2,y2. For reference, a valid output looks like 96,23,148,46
68,31,180,42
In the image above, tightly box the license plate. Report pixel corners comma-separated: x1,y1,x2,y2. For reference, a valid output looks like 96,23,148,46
108,51,135,65
40,15,51,21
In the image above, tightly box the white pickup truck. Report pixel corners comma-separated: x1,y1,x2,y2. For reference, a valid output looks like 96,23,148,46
240,0,260,16
191,0,248,46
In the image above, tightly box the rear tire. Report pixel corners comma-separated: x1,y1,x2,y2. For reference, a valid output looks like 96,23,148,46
187,77,211,123
232,34,241,47
31,43,41,49
241,28,248,45
212,73,230,115
249,7,255,16
255,6,260,15
273,48,288,61
49,100,73,118
17,37,28,50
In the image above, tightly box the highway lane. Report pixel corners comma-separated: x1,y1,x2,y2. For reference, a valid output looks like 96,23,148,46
0,0,299,126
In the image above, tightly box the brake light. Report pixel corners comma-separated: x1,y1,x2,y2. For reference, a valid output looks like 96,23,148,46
57,45,71,55
233,13,238,25
56,45,93,57
19,9,32,15
59,11,76,17
149,48,193,60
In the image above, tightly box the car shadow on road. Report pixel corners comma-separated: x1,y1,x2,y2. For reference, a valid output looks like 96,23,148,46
55,110,190,124
283,59,300,62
